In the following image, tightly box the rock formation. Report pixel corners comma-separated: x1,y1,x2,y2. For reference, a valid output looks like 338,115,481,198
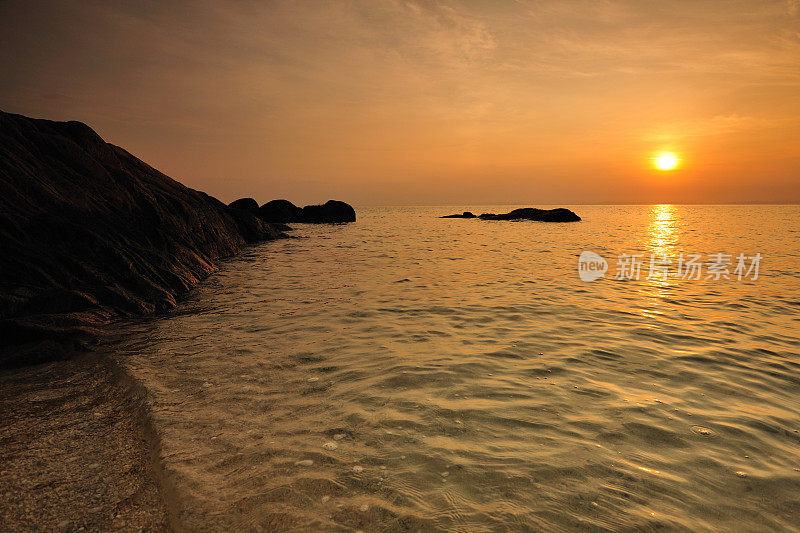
441,207,581,222
0,111,286,367
228,197,260,214
258,199,303,223
258,199,356,223
300,200,356,223
440,211,477,218
478,208,581,222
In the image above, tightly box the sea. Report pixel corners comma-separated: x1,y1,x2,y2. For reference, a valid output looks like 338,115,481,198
112,205,800,531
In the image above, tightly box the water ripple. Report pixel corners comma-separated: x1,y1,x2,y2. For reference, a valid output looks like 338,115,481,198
114,205,800,531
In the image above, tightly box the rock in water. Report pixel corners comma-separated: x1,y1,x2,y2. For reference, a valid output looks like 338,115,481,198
258,199,304,223
0,110,286,367
300,200,356,223
228,197,260,214
440,211,477,218
478,208,581,222
259,199,356,223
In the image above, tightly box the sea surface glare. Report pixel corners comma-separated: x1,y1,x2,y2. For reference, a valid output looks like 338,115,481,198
114,205,800,531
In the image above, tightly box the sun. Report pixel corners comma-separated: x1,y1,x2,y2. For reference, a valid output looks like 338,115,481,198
653,152,680,171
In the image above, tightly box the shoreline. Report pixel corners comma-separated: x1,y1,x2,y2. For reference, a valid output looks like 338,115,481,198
0,350,176,531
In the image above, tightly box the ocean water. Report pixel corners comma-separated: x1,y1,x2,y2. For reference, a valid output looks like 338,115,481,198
114,205,800,531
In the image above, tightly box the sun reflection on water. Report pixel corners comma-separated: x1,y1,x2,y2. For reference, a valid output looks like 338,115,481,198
640,205,679,320
648,204,678,259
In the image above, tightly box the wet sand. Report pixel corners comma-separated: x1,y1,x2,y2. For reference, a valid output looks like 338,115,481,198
0,353,171,532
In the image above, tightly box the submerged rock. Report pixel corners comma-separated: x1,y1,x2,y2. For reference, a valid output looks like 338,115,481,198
478,207,581,222
440,211,477,218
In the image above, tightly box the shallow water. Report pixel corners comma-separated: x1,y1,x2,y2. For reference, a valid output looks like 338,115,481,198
115,205,800,531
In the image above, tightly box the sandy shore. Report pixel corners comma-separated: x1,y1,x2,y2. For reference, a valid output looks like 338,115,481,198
0,353,171,532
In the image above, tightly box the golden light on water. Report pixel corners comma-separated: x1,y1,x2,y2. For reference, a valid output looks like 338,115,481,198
648,204,677,258
643,204,678,319
653,152,680,171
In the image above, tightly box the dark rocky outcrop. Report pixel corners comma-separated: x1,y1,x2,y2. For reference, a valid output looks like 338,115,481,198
0,111,287,367
301,200,356,223
259,199,356,223
258,199,303,223
478,208,581,222
228,197,259,215
441,211,477,218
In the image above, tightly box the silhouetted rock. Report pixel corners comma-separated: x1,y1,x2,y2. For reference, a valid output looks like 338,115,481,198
258,199,356,223
301,200,356,223
478,208,581,222
0,110,286,367
441,211,477,218
228,197,260,214
258,199,303,223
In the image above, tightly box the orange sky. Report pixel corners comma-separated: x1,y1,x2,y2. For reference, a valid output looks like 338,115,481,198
1,0,799,205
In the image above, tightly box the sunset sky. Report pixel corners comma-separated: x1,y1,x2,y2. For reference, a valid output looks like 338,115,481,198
1,0,799,205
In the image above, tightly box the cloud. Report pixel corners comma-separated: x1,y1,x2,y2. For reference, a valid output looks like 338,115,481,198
0,0,798,203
